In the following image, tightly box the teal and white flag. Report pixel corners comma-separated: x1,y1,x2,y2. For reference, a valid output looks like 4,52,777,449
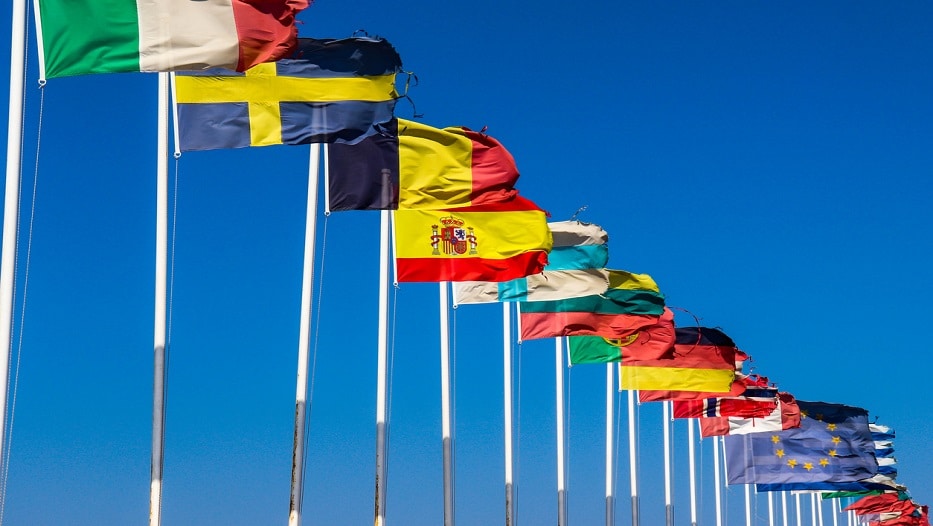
452,220,609,305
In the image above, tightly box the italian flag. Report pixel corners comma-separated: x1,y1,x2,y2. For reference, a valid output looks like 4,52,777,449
35,0,310,79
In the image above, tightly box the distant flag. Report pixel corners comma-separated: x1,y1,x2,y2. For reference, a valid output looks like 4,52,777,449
700,392,800,438
35,0,310,79
639,364,763,402
393,197,552,282
519,269,665,341
566,308,675,363
845,493,919,516
724,401,878,485
453,220,609,304
766,423,903,493
327,118,522,211
174,37,403,151
672,381,777,419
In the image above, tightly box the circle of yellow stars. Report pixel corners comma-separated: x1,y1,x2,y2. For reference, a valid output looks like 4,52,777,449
772,409,838,471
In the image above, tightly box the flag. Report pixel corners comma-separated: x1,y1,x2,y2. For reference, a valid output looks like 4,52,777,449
175,37,402,151
519,269,665,340
672,383,777,419
453,220,609,304
615,325,741,392
760,422,902,493
327,118,524,211
36,0,310,79
393,197,552,282
567,308,675,364
724,401,878,485
639,372,768,402
846,493,916,515
700,392,800,438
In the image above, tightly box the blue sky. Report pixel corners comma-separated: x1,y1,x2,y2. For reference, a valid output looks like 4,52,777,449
1,1,931,525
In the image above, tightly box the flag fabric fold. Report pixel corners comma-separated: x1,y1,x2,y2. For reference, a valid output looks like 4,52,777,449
672,382,778,419
639,373,768,402
700,391,800,438
519,269,665,340
393,197,552,282
453,220,608,304
175,37,402,151
327,118,522,211
36,0,310,78
724,401,878,486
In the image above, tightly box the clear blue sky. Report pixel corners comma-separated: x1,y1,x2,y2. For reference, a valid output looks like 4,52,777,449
1,1,931,524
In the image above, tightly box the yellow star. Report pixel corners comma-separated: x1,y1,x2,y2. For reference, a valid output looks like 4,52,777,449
815,413,824,421
787,459,798,468
804,462,814,471
775,449,785,458
771,435,780,443
829,450,838,457
831,436,841,445
827,423,837,431
819,458,830,467
800,410,808,419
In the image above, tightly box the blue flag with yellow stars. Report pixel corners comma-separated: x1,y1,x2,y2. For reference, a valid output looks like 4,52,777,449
724,401,877,485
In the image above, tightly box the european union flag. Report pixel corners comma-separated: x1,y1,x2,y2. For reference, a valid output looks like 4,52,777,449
725,401,877,485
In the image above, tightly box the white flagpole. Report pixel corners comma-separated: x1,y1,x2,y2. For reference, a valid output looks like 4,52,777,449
440,282,455,526
795,493,802,526
744,484,752,526
688,419,698,526
627,389,639,526
768,490,775,526
713,430,723,526
810,493,818,526
816,494,824,526
0,0,27,499
605,364,614,526
149,72,170,526
782,491,789,526
374,210,390,526
503,303,514,526
832,498,839,526
663,401,673,526
555,337,567,526
288,144,321,526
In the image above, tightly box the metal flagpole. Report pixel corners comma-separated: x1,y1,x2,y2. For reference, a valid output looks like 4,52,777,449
555,337,567,526
831,498,839,526
149,72,170,526
769,490,775,526
150,73,171,526
663,401,673,526
627,390,639,526
782,491,789,526
440,282,455,526
688,419,698,526
605,364,614,526
744,484,752,526
503,303,514,526
0,0,26,501
288,144,321,526
713,429,723,526
373,210,390,526
817,494,824,526
795,493,802,526
810,493,817,526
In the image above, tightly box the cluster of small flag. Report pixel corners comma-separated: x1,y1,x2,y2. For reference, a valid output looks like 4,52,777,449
32,8,926,524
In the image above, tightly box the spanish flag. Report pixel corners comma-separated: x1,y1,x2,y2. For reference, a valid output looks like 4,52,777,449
393,196,552,282
327,118,522,211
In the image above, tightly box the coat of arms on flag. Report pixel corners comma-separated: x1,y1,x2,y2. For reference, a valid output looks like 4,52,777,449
432,216,477,256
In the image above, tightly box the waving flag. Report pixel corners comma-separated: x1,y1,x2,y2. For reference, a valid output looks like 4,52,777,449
701,392,800,438
567,308,675,364
672,382,777,419
724,401,877,485
394,197,552,282
453,220,609,304
846,493,918,516
519,269,665,340
640,373,767,402
327,119,523,211
36,0,309,78
175,37,402,151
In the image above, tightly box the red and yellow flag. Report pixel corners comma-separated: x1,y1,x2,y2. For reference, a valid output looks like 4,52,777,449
394,196,552,282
